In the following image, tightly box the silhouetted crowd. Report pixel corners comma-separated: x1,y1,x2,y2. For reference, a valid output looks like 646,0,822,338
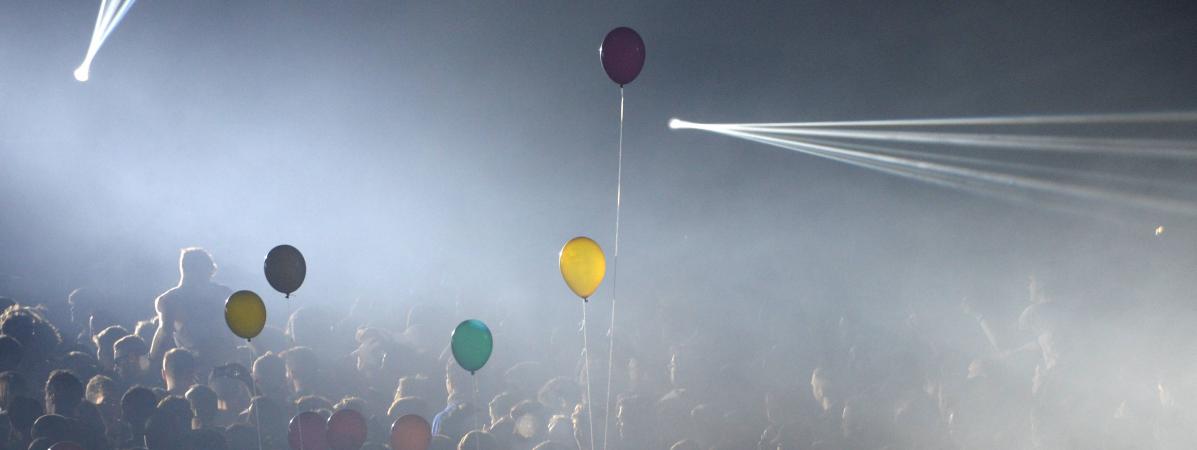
0,247,1191,450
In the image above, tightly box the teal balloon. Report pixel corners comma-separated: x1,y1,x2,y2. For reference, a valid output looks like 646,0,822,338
451,319,493,374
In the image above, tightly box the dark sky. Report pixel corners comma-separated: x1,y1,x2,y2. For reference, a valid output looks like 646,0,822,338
2,0,1196,326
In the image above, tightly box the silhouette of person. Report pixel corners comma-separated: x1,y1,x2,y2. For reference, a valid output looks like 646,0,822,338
150,248,234,370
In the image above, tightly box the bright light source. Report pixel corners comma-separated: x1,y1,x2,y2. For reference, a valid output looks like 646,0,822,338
73,65,90,82
1155,225,1165,236
669,118,697,130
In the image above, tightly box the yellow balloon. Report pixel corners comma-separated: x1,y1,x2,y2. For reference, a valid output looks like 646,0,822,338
559,237,606,300
224,290,266,340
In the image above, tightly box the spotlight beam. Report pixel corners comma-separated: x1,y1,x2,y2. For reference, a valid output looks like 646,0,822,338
674,120,1197,217
729,125,1197,160
735,111,1197,128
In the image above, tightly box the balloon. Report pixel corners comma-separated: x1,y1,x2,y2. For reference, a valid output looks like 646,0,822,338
600,27,646,86
326,409,367,450
289,411,329,450
390,414,432,450
265,244,306,298
559,237,606,300
450,319,493,375
224,290,266,340
49,443,85,450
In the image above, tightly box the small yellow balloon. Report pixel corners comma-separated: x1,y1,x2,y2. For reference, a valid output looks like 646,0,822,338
559,237,606,300
224,290,266,340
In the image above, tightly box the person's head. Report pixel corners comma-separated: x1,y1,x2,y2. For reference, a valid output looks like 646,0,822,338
30,414,70,443
62,351,100,384
114,335,150,380
388,396,432,421
8,396,43,438
85,374,117,405
510,400,546,441
295,394,332,414
488,392,516,426
178,247,217,283
67,287,100,329
93,325,128,369
286,307,331,349
86,374,121,427
145,408,184,450
186,384,217,429
209,364,252,415
333,395,364,410
121,386,158,433
162,348,197,393
281,346,320,393
352,327,393,373
0,306,61,358
0,334,23,372
0,370,29,409
134,319,157,344
537,377,580,417
252,351,286,394
395,375,434,405
810,367,841,412
457,430,499,450
45,370,84,416
157,395,193,434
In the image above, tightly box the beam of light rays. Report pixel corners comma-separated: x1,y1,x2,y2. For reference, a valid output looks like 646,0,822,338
708,127,1145,225
75,0,137,82
675,121,1197,218
100,0,137,44
792,136,1197,198
727,111,1197,128
728,125,1197,160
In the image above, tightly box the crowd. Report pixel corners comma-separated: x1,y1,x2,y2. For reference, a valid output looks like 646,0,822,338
0,246,1192,450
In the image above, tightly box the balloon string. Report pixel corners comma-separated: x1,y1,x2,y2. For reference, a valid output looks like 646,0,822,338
602,86,624,450
582,302,596,450
249,344,264,450
472,376,481,450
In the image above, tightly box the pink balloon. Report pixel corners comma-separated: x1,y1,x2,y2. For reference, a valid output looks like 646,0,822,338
390,414,432,450
49,443,86,450
289,411,329,450
326,409,368,450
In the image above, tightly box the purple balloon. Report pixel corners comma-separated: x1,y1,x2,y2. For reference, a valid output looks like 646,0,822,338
600,27,645,86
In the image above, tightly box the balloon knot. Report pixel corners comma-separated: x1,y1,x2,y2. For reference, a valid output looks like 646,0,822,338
583,297,589,303
470,371,476,375
285,293,290,299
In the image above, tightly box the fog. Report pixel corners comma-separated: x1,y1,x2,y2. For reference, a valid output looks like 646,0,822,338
2,1,1197,449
